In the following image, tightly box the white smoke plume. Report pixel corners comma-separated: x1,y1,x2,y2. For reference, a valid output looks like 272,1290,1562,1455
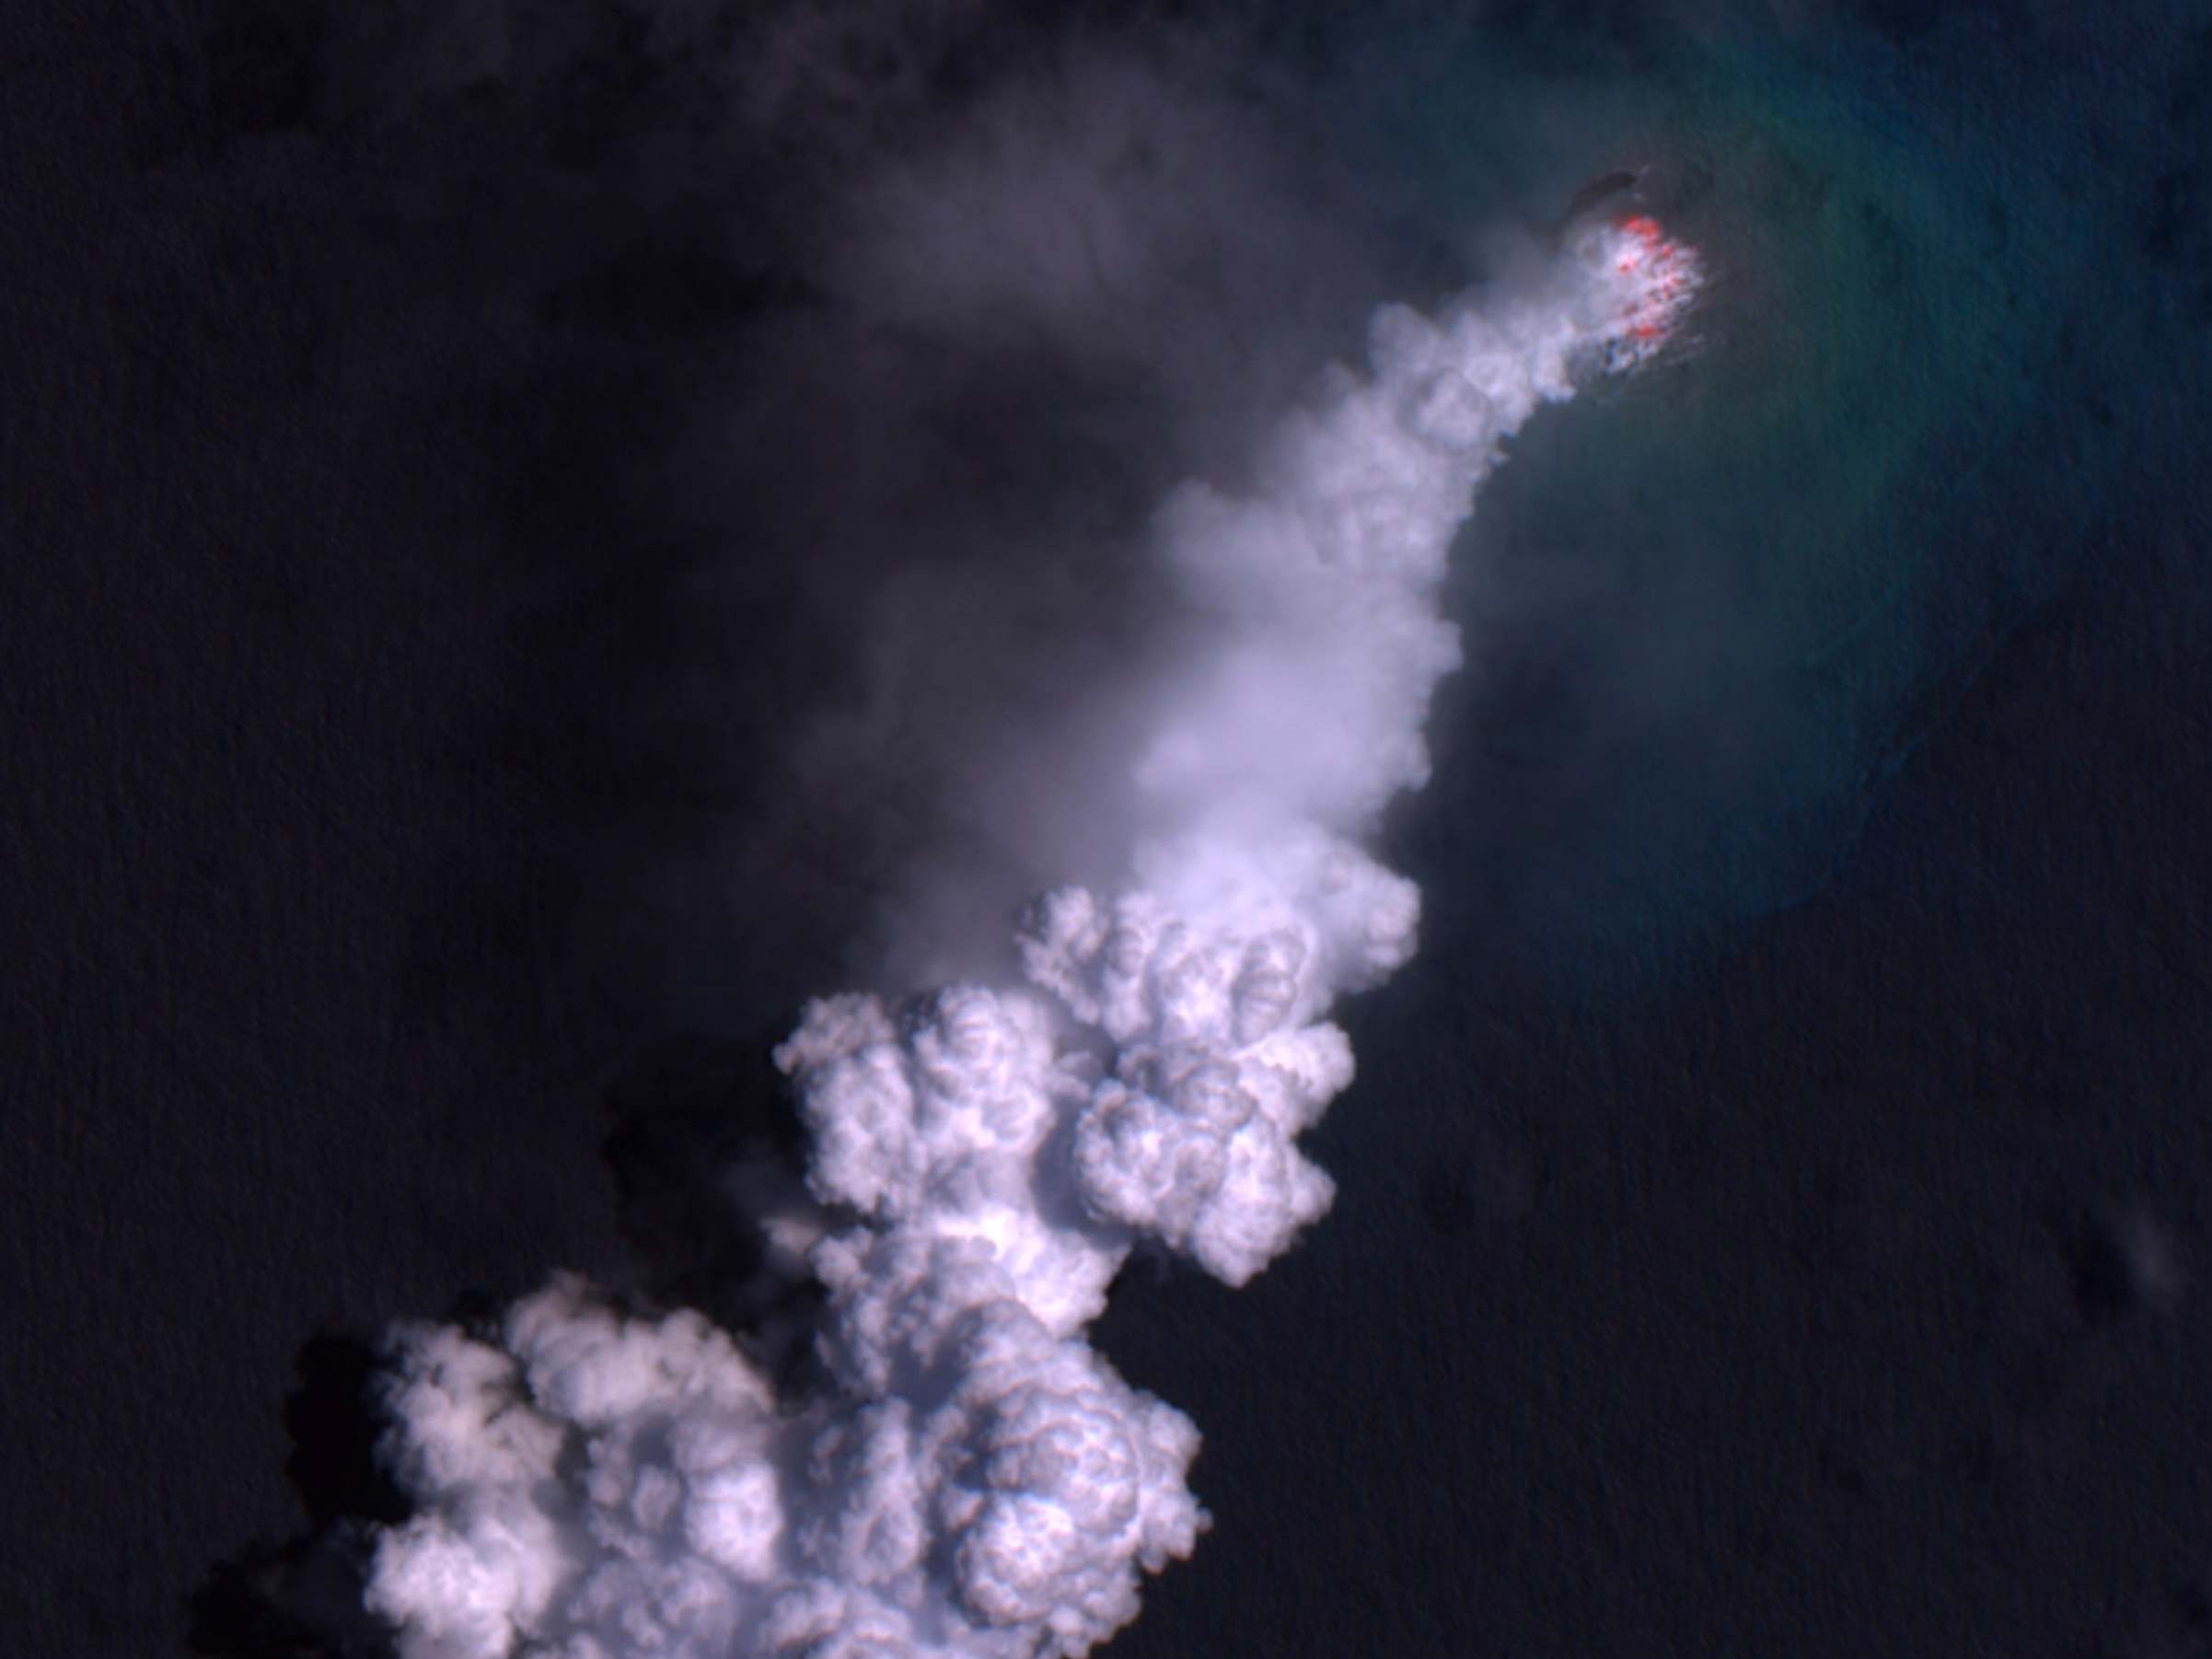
362,215,1700,1659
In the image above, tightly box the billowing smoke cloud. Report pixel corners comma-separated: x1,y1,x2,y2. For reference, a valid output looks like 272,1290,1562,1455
359,211,1697,1659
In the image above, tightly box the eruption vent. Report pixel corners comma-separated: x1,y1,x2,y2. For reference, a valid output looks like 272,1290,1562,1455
364,216,1701,1659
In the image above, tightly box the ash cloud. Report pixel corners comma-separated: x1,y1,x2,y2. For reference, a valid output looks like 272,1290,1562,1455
354,22,1703,1634
213,5,1712,1657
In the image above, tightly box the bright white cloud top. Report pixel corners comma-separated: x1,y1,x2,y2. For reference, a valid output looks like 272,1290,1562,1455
363,215,1701,1659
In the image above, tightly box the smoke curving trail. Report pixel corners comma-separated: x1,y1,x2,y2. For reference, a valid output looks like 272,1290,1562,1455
363,217,1700,1659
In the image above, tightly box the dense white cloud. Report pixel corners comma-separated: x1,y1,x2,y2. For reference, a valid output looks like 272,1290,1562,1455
365,213,1699,1659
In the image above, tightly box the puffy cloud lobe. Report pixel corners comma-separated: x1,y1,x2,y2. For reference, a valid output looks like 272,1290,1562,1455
365,1277,789,1659
929,1305,1206,1642
365,219,1700,1658
1015,879,1357,1284
365,1282,1202,1659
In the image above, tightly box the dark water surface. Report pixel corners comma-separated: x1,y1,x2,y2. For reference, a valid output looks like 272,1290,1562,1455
6,2,2211,1656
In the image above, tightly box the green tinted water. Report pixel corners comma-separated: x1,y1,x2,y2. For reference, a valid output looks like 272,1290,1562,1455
1306,10,2135,992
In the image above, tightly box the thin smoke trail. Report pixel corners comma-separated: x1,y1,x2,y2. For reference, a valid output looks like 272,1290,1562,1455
362,216,1700,1659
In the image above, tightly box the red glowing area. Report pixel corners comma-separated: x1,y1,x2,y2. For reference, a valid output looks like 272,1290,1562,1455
1578,211,1704,376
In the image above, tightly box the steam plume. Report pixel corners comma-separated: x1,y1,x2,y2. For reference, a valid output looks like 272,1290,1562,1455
363,216,1699,1659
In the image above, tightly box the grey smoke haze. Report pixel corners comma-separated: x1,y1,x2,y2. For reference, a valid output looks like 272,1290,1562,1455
598,22,1486,1000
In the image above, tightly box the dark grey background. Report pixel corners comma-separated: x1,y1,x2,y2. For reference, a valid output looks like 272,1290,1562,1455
7,2,2212,1656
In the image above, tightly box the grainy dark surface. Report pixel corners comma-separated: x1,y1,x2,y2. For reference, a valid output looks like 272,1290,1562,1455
6,2,2211,1656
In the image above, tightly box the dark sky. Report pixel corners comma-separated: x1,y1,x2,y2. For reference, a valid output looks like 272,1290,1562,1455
6,1,2212,1656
